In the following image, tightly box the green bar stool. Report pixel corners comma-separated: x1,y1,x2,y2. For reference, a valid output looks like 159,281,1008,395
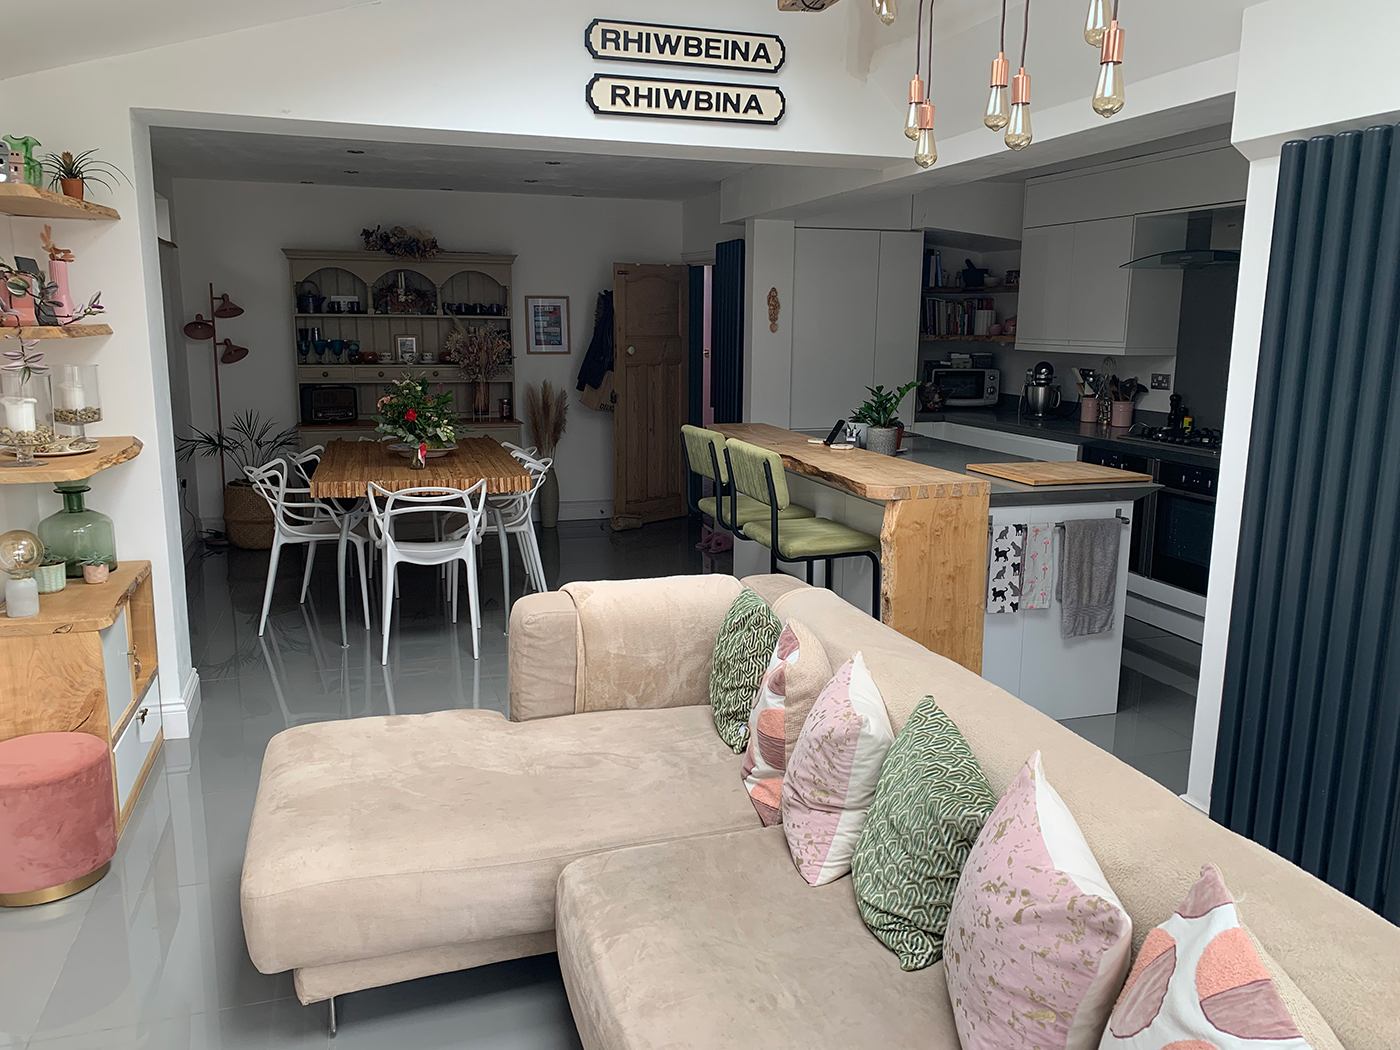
681,425,814,537
724,438,881,618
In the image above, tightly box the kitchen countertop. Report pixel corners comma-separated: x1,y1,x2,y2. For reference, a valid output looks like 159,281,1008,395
904,436,1161,507
919,404,1224,468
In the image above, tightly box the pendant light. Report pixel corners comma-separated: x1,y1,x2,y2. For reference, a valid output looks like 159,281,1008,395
1083,0,1109,46
873,0,898,25
1091,1,1125,117
984,0,1010,131
213,292,244,319
913,0,937,167
904,0,926,140
1005,0,1033,151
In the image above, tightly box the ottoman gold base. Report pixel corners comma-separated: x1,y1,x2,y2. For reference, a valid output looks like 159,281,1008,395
0,861,110,907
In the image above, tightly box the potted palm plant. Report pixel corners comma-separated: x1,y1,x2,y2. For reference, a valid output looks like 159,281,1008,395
40,149,128,201
851,381,919,456
176,411,299,549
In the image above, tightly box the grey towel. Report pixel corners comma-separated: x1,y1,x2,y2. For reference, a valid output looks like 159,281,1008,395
1056,518,1121,638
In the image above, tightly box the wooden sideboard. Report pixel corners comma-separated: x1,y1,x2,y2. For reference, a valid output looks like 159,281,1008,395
0,560,162,834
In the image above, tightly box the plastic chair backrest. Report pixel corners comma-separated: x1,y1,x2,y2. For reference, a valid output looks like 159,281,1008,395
245,459,333,531
681,425,729,485
367,481,488,545
724,438,790,510
290,446,324,487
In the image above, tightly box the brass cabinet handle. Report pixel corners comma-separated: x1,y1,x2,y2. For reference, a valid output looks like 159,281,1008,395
127,647,142,678
137,707,148,725
378,370,386,378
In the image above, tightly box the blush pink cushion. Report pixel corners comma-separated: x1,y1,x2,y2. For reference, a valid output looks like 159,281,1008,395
0,732,116,895
781,652,894,885
945,750,1132,1050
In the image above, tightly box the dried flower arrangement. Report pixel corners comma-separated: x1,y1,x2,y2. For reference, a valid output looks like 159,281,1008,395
361,225,440,259
525,380,569,457
441,321,513,383
39,227,73,262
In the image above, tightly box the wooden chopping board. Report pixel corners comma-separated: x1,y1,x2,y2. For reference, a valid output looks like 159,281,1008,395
965,461,1153,486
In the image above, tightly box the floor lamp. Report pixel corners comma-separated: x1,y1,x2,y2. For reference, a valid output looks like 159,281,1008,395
184,284,247,491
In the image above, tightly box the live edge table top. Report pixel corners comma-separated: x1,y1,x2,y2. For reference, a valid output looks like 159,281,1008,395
308,437,531,499
714,423,988,502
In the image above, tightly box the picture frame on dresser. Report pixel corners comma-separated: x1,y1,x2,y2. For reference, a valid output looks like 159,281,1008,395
525,295,570,354
395,335,418,363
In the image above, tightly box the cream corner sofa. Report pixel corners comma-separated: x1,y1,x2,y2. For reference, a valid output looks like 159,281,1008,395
241,574,1400,1048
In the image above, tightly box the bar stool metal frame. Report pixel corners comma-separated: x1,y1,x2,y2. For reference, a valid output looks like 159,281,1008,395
724,443,882,619
682,425,814,538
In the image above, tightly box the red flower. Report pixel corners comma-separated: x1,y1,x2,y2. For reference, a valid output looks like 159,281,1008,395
404,408,418,422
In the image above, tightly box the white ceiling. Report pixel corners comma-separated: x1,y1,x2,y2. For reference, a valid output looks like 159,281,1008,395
149,127,764,200
1,0,376,79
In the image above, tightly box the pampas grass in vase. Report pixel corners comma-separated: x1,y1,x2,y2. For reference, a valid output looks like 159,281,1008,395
525,381,569,528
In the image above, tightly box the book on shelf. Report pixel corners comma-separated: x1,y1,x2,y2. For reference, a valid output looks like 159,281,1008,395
922,296,998,337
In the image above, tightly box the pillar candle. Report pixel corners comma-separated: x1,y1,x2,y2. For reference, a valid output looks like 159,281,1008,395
4,576,39,618
58,381,85,411
1,395,36,433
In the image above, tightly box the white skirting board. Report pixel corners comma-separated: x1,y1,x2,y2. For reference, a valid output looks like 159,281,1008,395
160,668,201,740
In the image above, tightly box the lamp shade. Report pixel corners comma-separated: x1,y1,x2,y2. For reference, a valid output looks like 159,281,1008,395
183,314,214,340
219,339,248,365
212,293,243,319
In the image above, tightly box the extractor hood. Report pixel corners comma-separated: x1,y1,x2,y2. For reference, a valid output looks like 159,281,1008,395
1122,208,1242,270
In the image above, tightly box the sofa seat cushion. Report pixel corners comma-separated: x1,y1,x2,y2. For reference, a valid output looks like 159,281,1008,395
241,707,756,975
556,826,961,1050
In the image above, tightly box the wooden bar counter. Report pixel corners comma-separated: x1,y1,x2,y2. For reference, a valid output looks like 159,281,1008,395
715,423,990,672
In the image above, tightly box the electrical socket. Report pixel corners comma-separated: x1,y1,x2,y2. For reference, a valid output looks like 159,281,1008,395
179,477,188,490
1151,373,1172,390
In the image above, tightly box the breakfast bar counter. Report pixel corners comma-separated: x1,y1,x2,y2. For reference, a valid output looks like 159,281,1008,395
714,423,991,672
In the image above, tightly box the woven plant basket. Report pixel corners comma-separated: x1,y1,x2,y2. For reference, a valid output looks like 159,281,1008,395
223,480,275,549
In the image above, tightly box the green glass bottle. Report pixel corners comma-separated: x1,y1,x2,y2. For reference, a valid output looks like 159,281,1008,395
37,482,117,578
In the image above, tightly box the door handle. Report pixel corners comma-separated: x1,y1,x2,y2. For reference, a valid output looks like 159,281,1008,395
627,346,636,356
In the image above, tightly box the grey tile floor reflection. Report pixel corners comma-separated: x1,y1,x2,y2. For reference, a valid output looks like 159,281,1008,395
1060,617,1202,795
1,519,726,1050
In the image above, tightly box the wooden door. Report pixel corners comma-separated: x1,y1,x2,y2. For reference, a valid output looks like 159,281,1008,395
613,263,688,524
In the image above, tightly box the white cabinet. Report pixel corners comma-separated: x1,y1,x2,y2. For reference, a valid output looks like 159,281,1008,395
1016,216,1184,357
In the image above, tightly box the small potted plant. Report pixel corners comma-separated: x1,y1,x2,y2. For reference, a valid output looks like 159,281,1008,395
373,375,457,469
40,149,129,201
35,555,67,594
851,381,919,455
81,555,111,585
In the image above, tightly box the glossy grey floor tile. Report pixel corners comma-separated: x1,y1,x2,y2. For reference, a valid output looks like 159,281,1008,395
13,518,719,1050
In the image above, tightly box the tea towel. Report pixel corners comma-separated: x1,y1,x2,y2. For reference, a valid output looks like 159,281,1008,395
987,524,1025,613
1023,522,1053,610
1057,518,1121,637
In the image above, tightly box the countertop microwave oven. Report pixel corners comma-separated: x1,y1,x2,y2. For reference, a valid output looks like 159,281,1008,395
300,384,358,424
923,365,1000,407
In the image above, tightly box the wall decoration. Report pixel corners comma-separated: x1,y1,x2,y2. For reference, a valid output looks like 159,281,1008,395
39,148,128,202
585,20,785,73
525,296,571,355
776,0,842,10
395,335,419,363
767,287,781,332
360,225,439,259
587,75,785,125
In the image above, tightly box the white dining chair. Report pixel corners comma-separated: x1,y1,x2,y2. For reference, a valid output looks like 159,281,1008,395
367,480,489,665
475,454,552,618
246,459,373,637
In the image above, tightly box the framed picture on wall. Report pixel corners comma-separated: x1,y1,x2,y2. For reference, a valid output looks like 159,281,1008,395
394,335,418,363
525,296,570,354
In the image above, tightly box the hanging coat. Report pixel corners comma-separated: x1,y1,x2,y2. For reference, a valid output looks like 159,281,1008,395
576,290,615,410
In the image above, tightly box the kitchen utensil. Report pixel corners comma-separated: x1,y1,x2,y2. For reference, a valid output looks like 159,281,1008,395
961,259,989,288
1023,360,1061,418
296,281,326,314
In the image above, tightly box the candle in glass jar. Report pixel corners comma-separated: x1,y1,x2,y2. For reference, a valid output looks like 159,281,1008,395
58,380,86,411
2,395,36,433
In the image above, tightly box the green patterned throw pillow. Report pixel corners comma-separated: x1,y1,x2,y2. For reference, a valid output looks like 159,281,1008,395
709,588,781,753
851,695,996,971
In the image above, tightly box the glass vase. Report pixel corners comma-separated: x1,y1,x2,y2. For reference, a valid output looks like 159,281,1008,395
37,483,117,577
0,371,55,467
53,364,101,447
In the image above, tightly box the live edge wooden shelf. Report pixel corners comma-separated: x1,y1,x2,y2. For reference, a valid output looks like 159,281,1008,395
1,323,113,340
0,184,121,221
0,436,141,484
0,561,163,836
714,423,990,673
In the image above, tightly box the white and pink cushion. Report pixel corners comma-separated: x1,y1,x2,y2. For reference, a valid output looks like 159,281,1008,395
781,652,894,885
741,620,832,826
945,751,1132,1050
1098,863,1338,1049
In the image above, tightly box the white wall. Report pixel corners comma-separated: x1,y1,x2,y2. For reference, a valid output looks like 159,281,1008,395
171,179,682,524
743,218,797,426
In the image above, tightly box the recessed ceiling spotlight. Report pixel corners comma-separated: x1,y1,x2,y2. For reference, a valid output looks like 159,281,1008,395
572,194,584,197
524,179,539,184
545,161,562,166
440,187,454,191
343,169,360,174
300,180,314,184
346,149,365,154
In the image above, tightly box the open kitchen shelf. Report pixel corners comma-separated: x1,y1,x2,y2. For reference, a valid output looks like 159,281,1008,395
1,323,113,340
923,287,1019,296
0,436,142,485
920,335,1017,343
294,313,511,320
0,184,121,221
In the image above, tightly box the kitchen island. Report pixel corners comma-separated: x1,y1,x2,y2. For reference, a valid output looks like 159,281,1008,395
718,425,1159,719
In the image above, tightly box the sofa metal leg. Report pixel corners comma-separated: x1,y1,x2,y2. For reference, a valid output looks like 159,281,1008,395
328,996,337,1038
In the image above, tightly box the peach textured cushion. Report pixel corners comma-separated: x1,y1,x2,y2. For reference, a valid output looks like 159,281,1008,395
0,732,116,895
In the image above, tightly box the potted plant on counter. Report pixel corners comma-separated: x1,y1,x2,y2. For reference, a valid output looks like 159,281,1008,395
176,411,299,549
852,381,919,455
40,149,128,201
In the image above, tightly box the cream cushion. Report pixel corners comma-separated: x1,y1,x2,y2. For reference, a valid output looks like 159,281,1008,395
556,826,961,1050
241,707,756,976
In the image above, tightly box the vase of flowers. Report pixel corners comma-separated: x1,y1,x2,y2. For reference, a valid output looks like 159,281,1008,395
373,375,457,469
441,321,512,419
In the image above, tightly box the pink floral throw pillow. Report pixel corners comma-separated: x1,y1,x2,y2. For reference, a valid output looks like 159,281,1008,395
782,652,895,886
945,751,1132,1050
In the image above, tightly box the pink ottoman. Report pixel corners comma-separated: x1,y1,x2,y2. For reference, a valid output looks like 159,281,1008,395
0,732,117,906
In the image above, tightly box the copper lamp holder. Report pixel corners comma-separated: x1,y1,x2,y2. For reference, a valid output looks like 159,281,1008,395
1011,68,1032,106
989,51,1009,89
1100,21,1124,64
917,100,935,130
908,77,926,104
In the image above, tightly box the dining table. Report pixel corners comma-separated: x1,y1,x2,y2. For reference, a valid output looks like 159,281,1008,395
308,437,534,647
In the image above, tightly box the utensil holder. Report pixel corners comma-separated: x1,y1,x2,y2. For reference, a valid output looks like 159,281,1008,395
1110,401,1134,427
1080,397,1100,423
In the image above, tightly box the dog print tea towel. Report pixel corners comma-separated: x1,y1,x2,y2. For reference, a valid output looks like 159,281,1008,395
987,524,1025,613
1023,523,1053,610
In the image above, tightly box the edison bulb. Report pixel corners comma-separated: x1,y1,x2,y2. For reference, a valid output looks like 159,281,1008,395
984,84,1010,131
1005,104,1033,151
1092,62,1125,117
1083,0,1109,46
873,0,898,26
914,127,937,168
905,102,922,140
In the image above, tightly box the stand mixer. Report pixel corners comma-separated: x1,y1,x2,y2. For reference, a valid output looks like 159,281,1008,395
1022,360,1062,418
